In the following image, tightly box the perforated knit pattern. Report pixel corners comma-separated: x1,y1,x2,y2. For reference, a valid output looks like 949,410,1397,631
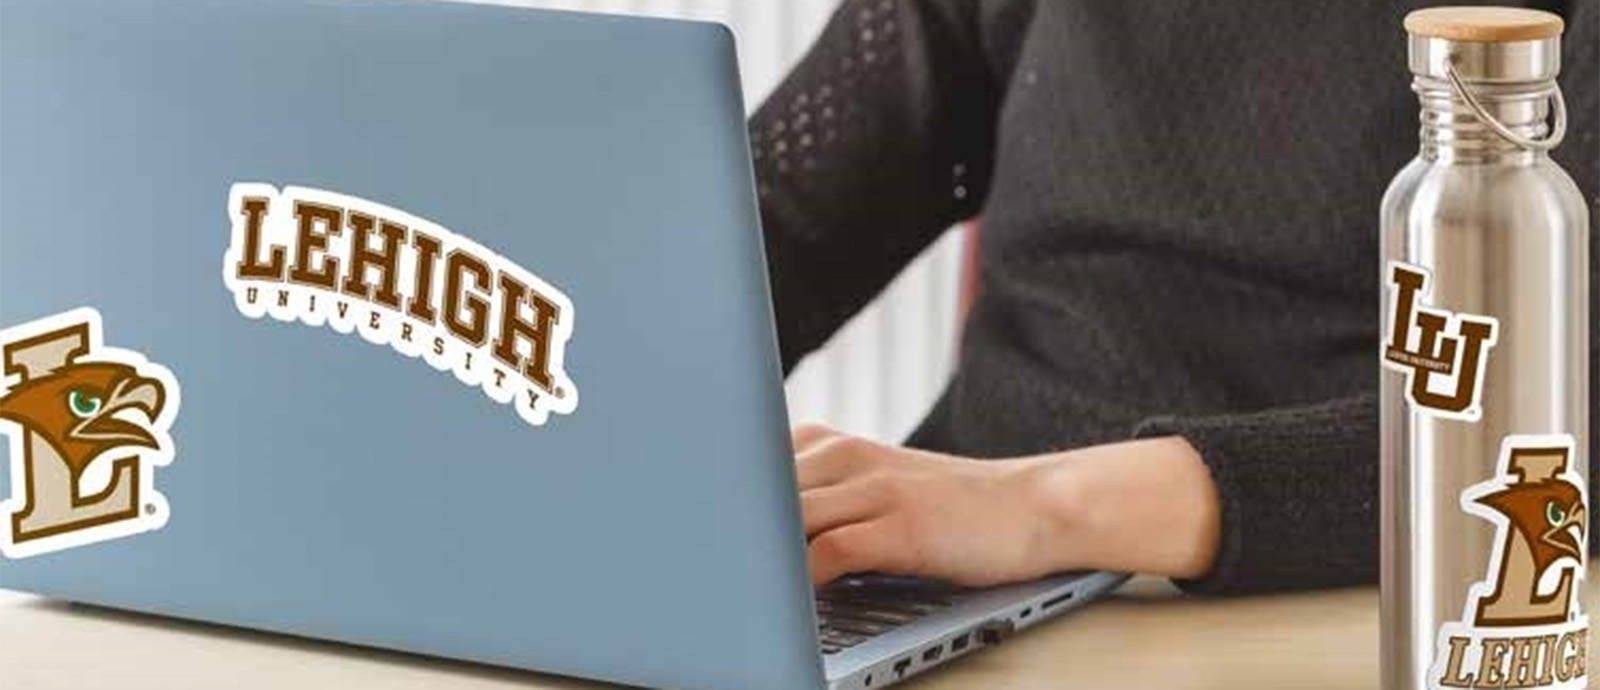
753,1,895,185
752,0,1599,595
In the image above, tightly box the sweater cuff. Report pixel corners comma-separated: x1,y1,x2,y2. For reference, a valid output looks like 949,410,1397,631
1132,395,1378,596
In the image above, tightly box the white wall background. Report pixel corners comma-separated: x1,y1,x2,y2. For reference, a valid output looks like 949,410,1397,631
457,0,967,442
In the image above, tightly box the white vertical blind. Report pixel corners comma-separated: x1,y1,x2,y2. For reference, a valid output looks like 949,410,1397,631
451,0,966,442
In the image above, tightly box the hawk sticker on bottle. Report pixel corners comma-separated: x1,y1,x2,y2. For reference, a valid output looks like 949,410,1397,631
1381,260,1500,422
1429,434,1589,689
0,308,182,559
221,183,579,428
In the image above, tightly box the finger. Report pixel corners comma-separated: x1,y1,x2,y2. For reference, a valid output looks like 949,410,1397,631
808,521,907,585
801,482,885,538
795,435,876,490
790,423,839,454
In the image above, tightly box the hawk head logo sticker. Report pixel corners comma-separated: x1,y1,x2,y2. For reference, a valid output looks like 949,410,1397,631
0,308,181,559
1466,438,1587,629
1475,470,1588,619
1430,434,1589,689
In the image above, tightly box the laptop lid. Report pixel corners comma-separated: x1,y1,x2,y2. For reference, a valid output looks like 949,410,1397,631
0,1,823,688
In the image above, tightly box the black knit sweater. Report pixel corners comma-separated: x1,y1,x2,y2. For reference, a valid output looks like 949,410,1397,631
751,0,1599,595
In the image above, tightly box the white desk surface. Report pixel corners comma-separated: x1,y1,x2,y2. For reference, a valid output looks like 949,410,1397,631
2,568,1595,690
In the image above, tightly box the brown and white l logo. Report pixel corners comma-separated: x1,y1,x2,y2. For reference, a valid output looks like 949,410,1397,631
1430,435,1589,689
1382,261,1500,422
0,308,181,559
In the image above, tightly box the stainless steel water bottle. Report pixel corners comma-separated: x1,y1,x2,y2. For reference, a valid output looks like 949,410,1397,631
1380,7,1590,690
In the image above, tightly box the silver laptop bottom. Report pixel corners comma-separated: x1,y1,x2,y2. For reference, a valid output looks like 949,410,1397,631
820,571,1129,689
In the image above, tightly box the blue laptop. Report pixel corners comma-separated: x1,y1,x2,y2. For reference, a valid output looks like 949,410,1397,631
0,1,1126,688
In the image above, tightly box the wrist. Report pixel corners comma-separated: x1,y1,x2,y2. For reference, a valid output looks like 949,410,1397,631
1014,436,1221,579
1010,452,1105,573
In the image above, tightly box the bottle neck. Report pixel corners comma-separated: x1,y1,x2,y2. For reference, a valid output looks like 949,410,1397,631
1414,76,1554,164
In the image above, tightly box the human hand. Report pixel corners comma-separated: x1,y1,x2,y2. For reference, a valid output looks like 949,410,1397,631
793,424,1064,587
792,425,1221,587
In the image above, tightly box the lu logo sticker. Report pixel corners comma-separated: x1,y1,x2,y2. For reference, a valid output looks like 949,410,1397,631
222,184,579,427
0,308,181,559
1382,261,1500,422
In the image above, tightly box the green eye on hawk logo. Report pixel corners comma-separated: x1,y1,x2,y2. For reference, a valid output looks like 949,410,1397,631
1547,501,1569,527
67,389,104,418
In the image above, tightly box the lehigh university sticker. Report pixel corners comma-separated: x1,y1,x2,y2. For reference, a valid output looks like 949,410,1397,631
222,184,579,427
1381,261,1500,423
0,308,181,559
1429,435,1589,689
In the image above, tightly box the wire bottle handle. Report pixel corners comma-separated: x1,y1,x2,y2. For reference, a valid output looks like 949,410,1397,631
1445,57,1568,151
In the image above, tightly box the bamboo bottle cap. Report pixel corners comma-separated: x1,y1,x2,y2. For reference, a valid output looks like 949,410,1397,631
1404,6,1568,151
1404,6,1564,42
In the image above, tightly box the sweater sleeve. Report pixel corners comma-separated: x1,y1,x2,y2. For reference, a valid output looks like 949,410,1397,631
1133,395,1380,595
750,0,1001,372
1137,389,1600,596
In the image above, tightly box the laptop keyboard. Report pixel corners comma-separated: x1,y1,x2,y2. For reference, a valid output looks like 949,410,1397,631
815,576,961,655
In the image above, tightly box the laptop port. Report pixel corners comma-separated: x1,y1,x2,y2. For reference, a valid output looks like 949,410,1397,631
977,619,1016,646
863,673,874,687
950,633,970,652
893,658,911,678
922,645,943,663
1041,591,1076,611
